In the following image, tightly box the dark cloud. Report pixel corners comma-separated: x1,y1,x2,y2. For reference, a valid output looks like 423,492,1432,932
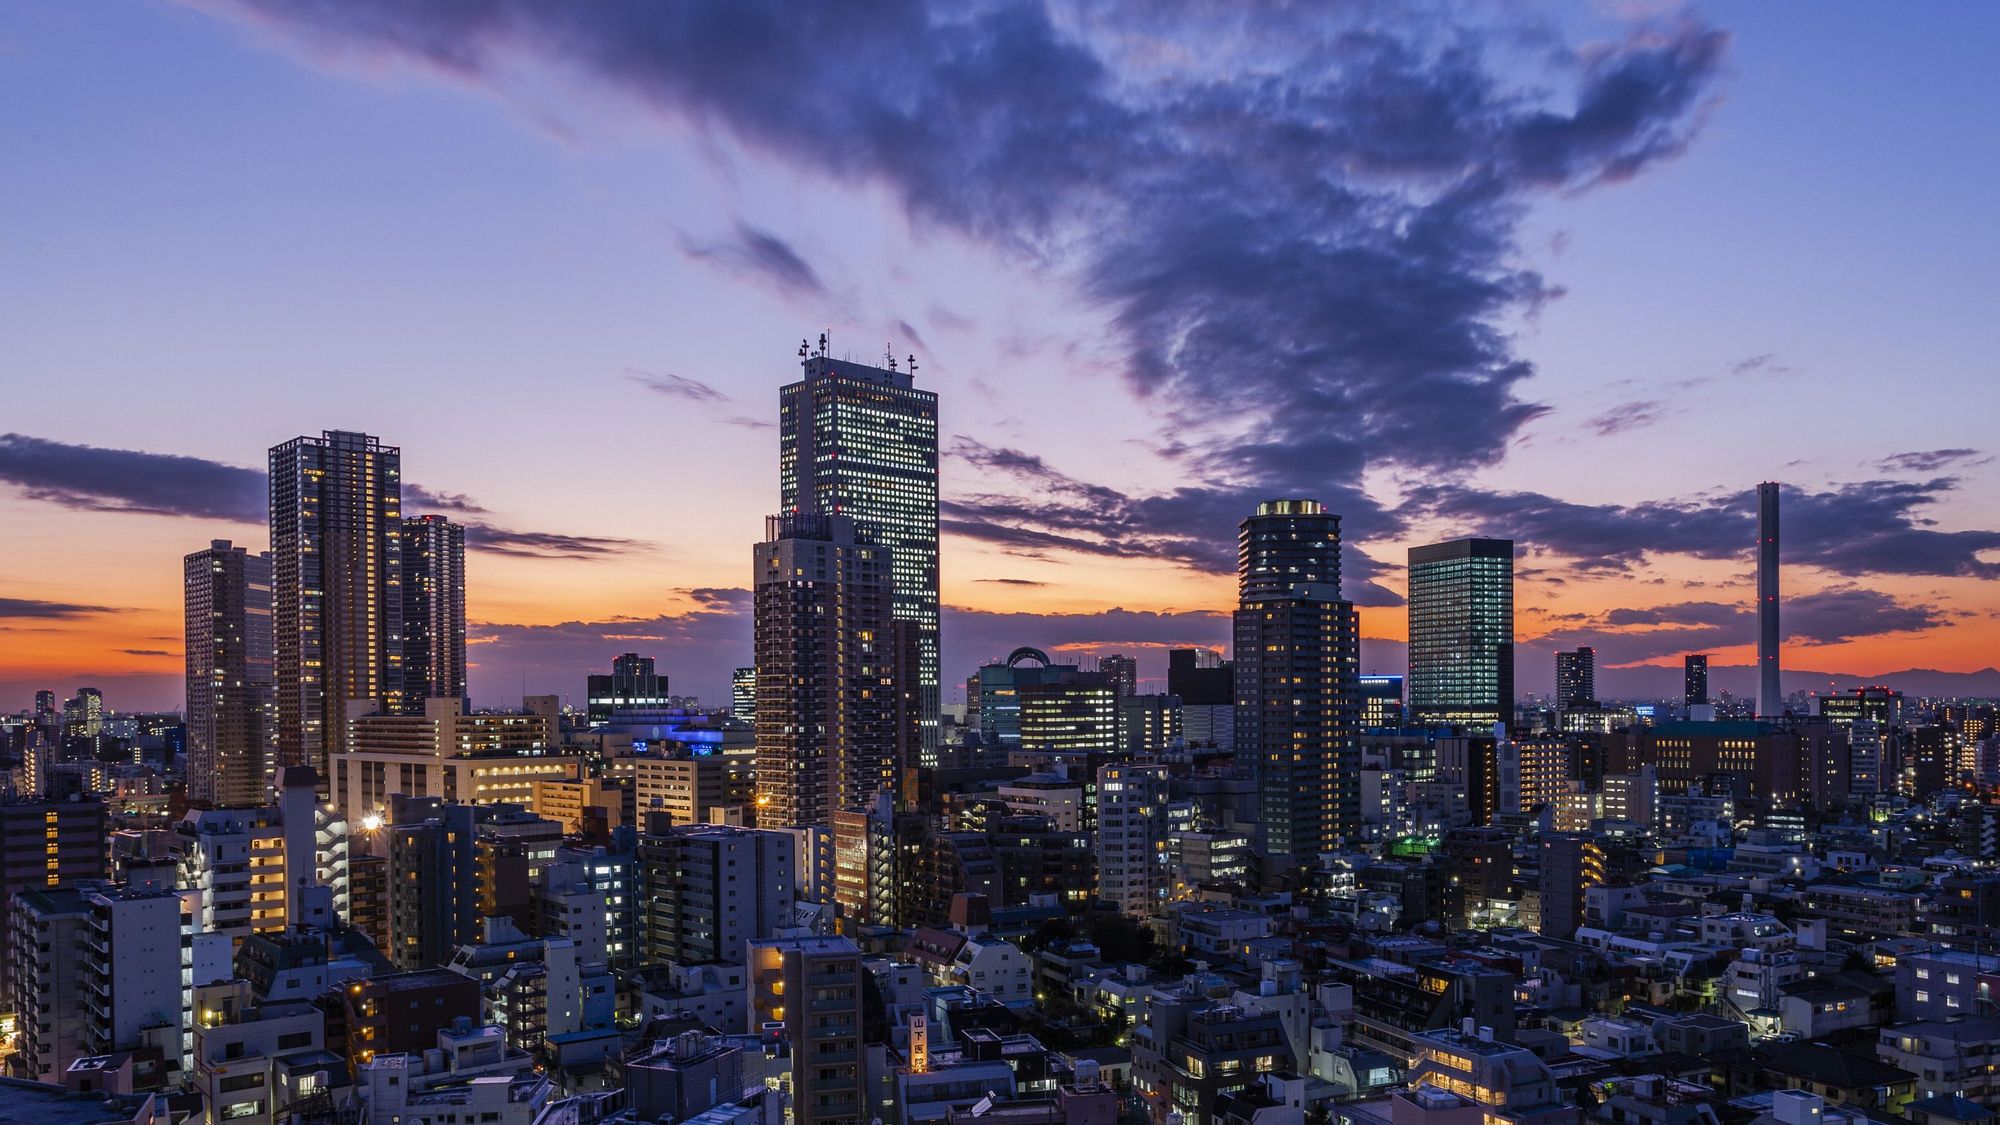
404,484,489,514
3,434,640,561
458,524,642,559
1531,587,1946,666
1587,400,1665,437
722,416,778,431
972,577,1048,587
1408,478,2000,579
625,367,729,405
945,436,1406,604
120,648,172,657
1875,449,1989,474
210,0,1726,581
0,432,263,522
675,220,826,298
0,597,116,620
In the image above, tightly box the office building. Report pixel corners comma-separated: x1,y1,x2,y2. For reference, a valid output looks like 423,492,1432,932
1099,653,1138,696
781,349,940,764
1357,674,1403,730
974,648,1108,757
269,430,405,783
586,653,671,725
1758,481,1782,717
184,539,275,808
1097,762,1171,915
1019,681,1119,756
1118,693,1183,754
753,512,896,829
639,824,796,966
401,514,467,708
1167,649,1232,704
632,749,755,828
339,696,566,824
747,935,865,1125
1684,654,1709,707
1407,538,1514,729
1232,499,1360,862
732,666,756,721
0,795,106,999
1554,647,1595,710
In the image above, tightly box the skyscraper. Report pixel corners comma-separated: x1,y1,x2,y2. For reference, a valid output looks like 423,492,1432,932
1757,481,1782,718
184,539,274,808
1684,654,1709,707
780,350,939,765
400,514,467,708
1099,653,1138,696
753,512,896,829
1407,538,1515,729
270,430,404,784
1232,499,1360,862
1553,647,1595,710
732,667,756,721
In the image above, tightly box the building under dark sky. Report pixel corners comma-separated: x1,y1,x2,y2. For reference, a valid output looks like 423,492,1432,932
1407,537,1515,730
269,430,404,786
1232,499,1359,862
1554,646,1596,710
780,352,940,765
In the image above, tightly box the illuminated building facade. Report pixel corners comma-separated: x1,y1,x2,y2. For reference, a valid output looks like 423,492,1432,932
781,353,939,765
586,652,670,724
400,514,467,709
185,539,275,808
1358,674,1404,730
1554,647,1595,710
1684,654,1709,706
270,430,405,784
752,512,896,829
1407,538,1515,729
1232,499,1361,862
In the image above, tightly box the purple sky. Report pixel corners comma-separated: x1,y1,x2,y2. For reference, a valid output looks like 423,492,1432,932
2,1,1997,712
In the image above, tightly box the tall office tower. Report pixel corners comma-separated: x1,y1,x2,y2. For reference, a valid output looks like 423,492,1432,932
1407,538,1515,729
1099,653,1138,696
400,515,467,709
270,430,404,784
732,667,756,721
586,652,670,724
781,350,940,764
1553,647,1596,710
753,512,896,829
1684,654,1709,707
1232,499,1360,863
185,540,274,808
1757,482,1782,718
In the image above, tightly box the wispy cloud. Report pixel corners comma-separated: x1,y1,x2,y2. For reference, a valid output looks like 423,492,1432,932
0,597,117,620
625,367,728,405
674,220,826,298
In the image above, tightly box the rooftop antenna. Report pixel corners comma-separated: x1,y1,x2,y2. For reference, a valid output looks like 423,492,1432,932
908,354,919,376
886,344,897,372
798,338,809,358
818,330,830,359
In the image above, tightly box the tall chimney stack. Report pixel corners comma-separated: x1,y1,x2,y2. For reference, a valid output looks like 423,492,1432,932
1757,482,1781,718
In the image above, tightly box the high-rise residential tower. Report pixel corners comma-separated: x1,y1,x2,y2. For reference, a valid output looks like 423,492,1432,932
269,430,405,784
1757,482,1782,718
780,350,939,765
1407,538,1515,729
753,512,897,830
400,514,467,709
1232,499,1360,863
184,539,274,808
1684,654,1709,707
1554,647,1596,710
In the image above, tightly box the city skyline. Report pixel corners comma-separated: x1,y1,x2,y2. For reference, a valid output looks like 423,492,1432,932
5,3,2000,711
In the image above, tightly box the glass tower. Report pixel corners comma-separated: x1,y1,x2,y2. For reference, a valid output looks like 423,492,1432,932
401,514,467,710
1407,537,1515,729
269,429,404,787
1231,499,1360,862
780,354,939,766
